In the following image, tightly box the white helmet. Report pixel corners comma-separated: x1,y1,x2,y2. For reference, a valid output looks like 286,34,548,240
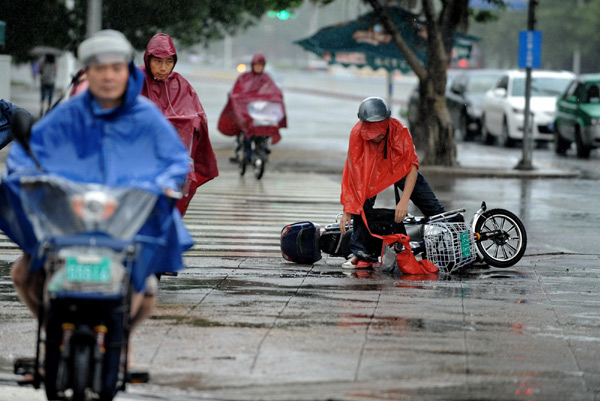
78,30,134,67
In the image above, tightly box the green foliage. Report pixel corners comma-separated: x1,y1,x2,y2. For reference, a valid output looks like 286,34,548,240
1,0,309,60
0,0,72,62
84,0,308,49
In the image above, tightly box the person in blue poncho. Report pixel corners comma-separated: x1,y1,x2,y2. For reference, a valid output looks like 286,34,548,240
6,30,192,359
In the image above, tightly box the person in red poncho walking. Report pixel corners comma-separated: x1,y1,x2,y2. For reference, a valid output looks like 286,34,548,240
339,97,446,269
218,54,287,165
140,33,219,215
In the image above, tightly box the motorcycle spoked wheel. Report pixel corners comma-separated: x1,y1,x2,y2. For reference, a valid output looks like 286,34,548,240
474,208,527,268
252,138,267,180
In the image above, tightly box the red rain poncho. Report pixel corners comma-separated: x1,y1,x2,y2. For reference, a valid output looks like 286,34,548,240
218,55,287,144
341,117,419,215
141,33,218,215
343,118,433,275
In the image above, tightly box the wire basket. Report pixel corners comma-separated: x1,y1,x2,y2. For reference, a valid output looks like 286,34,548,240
424,221,477,274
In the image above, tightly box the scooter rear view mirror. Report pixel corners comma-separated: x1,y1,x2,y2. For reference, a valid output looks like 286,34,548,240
10,109,33,147
10,109,41,168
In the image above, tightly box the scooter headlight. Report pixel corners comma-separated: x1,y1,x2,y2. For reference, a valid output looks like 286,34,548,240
71,191,117,223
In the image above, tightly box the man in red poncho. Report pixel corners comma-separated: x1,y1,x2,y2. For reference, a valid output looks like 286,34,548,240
339,97,446,268
140,33,219,215
218,54,287,163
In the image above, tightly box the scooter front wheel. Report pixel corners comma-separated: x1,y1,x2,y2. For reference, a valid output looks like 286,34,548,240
72,342,92,401
253,137,268,180
474,208,527,268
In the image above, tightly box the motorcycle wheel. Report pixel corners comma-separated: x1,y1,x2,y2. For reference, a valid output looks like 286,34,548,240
71,342,92,401
474,208,527,268
252,138,266,180
254,158,265,180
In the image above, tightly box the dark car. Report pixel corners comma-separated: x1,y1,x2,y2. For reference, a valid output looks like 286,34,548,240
554,73,600,158
446,69,505,141
406,69,503,141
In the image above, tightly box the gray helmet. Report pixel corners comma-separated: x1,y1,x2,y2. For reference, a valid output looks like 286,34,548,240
357,97,391,122
78,30,134,67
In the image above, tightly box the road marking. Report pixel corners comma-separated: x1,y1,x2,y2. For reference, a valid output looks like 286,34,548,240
0,172,342,259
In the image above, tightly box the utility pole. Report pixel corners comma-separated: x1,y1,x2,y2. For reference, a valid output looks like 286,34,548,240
572,0,583,74
516,0,539,171
87,0,102,37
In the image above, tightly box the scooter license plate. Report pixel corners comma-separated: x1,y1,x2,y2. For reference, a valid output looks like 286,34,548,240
65,256,111,283
460,232,472,258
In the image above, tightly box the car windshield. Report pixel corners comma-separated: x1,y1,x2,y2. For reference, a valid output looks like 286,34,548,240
511,77,572,97
466,75,500,94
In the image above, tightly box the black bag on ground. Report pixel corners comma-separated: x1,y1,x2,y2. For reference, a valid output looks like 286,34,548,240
280,222,322,264
318,223,352,258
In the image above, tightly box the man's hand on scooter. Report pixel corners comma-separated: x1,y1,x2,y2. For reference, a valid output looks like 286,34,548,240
163,188,182,199
340,211,352,235
395,199,409,223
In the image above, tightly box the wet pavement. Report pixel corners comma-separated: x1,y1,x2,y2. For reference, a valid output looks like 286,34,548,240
1,66,600,400
2,253,600,400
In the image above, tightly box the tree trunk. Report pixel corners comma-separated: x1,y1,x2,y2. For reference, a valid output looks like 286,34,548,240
419,0,457,166
413,76,457,166
367,0,458,166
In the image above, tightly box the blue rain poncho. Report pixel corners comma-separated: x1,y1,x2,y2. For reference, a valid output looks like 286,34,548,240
0,62,193,292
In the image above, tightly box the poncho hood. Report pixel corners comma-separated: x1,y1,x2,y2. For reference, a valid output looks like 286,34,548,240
140,33,218,215
143,33,178,74
341,117,419,215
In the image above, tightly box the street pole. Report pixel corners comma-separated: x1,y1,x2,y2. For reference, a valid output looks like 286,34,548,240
516,0,537,171
86,0,102,38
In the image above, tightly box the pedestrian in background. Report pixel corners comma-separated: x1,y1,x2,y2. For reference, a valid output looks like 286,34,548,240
140,33,218,216
39,54,57,116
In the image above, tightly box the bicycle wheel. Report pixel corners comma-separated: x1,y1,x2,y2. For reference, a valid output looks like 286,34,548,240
474,208,527,268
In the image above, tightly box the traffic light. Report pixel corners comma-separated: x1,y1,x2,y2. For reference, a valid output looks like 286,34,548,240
267,10,295,20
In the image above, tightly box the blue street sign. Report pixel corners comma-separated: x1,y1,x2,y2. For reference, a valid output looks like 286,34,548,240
518,30,542,69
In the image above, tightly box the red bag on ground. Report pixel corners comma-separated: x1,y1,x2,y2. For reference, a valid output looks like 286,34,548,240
382,234,438,275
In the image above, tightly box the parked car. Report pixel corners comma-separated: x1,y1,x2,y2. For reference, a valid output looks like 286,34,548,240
481,70,575,147
553,74,600,158
446,69,505,141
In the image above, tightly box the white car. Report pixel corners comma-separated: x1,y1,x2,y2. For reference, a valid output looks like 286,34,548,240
481,70,575,147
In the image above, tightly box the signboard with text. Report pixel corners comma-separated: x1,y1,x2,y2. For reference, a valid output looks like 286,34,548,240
518,30,542,69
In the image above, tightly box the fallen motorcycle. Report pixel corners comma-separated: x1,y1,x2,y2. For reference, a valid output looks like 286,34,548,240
281,202,527,274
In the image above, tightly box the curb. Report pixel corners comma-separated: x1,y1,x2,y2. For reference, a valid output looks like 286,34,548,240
419,165,580,179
